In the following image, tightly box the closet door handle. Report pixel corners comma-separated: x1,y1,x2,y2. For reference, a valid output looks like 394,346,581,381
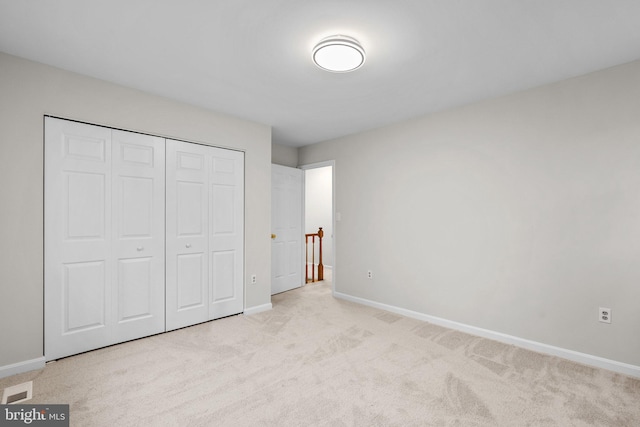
137,246,144,251
185,244,192,248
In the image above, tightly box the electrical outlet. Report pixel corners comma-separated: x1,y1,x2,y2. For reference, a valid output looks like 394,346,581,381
251,274,257,285
599,307,611,323
367,270,373,279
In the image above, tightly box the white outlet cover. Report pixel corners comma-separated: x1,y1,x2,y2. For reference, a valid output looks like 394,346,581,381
599,307,612,323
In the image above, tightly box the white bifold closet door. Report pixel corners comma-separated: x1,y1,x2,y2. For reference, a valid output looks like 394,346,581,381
45,118,165,360
165,139,244,331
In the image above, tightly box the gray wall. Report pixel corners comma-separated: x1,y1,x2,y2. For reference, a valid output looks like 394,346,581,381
0,52,272,369
299,60,640,367
271,142,299,167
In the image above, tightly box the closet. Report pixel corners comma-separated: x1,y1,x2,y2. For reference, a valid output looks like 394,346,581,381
44,117,244,360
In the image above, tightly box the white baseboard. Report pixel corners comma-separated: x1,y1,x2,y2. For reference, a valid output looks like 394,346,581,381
243,303,272,316
0,357,45,380
334,292,640,379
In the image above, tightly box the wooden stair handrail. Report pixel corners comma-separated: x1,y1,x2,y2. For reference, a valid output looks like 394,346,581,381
305,227,324,283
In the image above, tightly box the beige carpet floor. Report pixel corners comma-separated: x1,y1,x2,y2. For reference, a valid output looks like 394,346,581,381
1,282,639,426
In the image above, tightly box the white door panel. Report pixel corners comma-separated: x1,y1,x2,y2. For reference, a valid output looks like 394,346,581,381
65,172,107,239
177,181,206,236
166,140,244,330
211,251,235,300
111,130,165,342
63,260,107,332
166,140,209,330
271,164,303,295
177,253,206,308
116,257,152,321
45,118,165,360
208,148,244,319
45,118,112,359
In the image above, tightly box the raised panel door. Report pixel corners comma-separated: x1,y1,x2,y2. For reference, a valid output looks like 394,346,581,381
166,140,209,331
209,148,244,319
45,118,113,360
111,130,165,341
271,164,303,294
45,119,166,360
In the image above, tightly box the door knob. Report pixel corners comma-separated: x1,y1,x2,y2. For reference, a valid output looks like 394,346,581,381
271,234,276,239
137,246,144,251
186,244,192,248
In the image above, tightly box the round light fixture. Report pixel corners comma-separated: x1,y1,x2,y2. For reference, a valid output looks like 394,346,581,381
312,35,365,73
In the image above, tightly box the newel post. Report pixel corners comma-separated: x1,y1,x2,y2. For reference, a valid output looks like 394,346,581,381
317,227,324,281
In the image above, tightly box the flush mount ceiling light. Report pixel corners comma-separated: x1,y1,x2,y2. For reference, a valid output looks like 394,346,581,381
312,35,365,73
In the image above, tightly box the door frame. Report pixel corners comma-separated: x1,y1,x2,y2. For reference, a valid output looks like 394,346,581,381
300,160,336,295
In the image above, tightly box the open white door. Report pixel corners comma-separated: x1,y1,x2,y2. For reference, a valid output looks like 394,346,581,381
271,164,303,295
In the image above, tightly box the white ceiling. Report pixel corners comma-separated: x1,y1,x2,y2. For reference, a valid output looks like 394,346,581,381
1,1,639,147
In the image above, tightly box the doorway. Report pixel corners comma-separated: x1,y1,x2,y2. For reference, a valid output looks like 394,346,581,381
302,161,335,292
